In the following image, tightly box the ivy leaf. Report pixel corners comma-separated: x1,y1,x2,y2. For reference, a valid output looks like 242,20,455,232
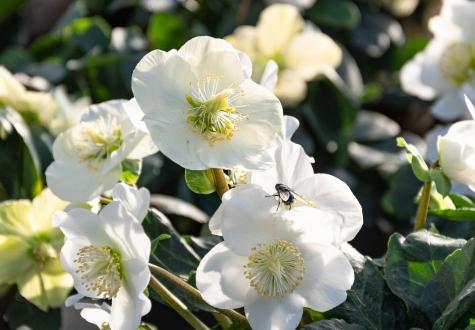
384,231,466,326
120,158,142,185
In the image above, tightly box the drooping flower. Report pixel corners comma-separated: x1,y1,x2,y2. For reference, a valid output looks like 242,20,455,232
46,99,158,203
214,116,363,247
437,97,475,192
0,66,57,126
132,36,284,171
197,185,354,330
55,197,151,330
112,182,150,221
0,189,73,311
400,0,475,121
226,4,342,105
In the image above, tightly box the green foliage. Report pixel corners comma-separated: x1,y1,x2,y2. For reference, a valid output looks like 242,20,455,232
121,158,142,185
6,295,61,330
430,194,475,221
185,169,216,195
148,12,188,51
396,137,430,182
308,0,361,29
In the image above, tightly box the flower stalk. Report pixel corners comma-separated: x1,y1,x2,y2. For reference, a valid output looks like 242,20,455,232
211,168,229,199
414,180,433,231
149,275,210,330
148,264,249,326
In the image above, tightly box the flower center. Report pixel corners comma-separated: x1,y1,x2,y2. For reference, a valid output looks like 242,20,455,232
244,240,304,297
440,42,475,85
186,74,246,143
74,245,123,299
73,117,123,169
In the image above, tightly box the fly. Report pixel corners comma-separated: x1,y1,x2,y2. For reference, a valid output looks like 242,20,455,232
267,183,316,210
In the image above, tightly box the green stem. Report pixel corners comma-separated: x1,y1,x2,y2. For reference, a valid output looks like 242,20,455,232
414,180,433,231
149,275,210,330
212,312,233,329
211,168,229,199
149,264,249,326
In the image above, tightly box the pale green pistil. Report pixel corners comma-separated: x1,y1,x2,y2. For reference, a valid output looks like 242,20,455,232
74,245,123,299
440,42,475,85
186,75,245,142
244,240,305,297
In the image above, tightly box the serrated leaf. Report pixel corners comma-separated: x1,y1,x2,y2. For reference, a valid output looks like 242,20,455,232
431,169,452,197
384,231,466,326
185,169,215,195
120,158,142,185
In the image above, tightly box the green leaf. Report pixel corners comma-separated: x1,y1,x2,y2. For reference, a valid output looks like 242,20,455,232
120,159,142,185
143,209,200,277
303,319,365,330
327,245,407,330
384,231,466,326
308,0,361,29
185,169,216,195
430,208,475,221
449,194,475,208
396,137,430,182
147,12,187,51
426,184,455,211
431,169,452,197
61,16,111,53
6,294,61,330
151,233,172,253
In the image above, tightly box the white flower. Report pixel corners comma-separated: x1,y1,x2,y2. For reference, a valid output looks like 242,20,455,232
55,200,151,330
400,0,475,121
48,86,91,136
213,116,363,247
226,4,342,105
132,36,283,170
438,97,475,192
197,185,354,330
46,99,158,203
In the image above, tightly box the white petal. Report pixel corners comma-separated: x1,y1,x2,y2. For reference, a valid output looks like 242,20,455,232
196,242,249,309
80,307,111,327
109,287,150,330
46,161,120,203
132,49,195,125
256,4,304,56
220,185,280,256
244,290,304,330
177,36,238,67
294,174,363,245
65,293,84,307
260,60,278,91
122,257,151,297
400,53,438,100
112,183,150,222
274,69,307,105
54,209,110,244
123,98,148,133
296,243,354,312
432,91,467,122
285,30,342,81
98,202,151,261
238,51,253,79
250,140,314,194
284,115,299,140
463,91,475,119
